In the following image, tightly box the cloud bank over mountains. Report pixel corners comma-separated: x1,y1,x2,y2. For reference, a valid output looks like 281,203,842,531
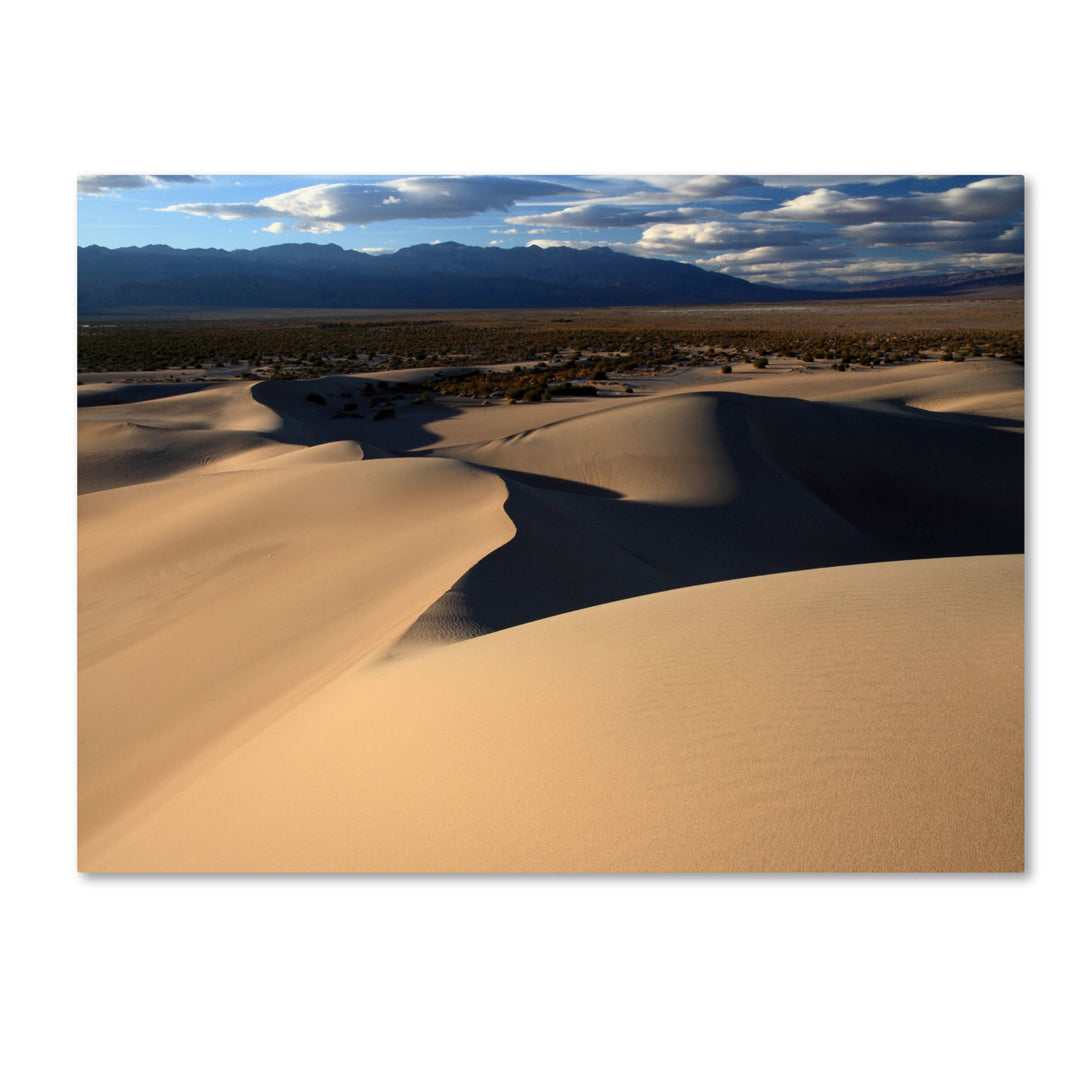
77,174,1024,288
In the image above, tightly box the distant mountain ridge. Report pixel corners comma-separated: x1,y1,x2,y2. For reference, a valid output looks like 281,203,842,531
77,242,1023,312
827,267,1024,297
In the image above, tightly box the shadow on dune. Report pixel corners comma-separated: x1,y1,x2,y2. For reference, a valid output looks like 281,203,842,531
251,376,469,451
396,392,1024,648
81,378,1022,649
828,397,1024,430
476,467,621,499
79,376,473,492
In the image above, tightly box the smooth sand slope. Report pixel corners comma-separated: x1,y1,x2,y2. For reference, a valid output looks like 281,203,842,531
79,456,514,849
639,357,1026,425
78,359,1024,871
82,555,1024,873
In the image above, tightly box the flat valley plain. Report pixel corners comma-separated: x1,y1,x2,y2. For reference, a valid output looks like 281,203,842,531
77,298,1025,872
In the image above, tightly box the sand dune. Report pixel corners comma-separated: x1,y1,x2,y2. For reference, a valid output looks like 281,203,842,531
405,387,1022,644
81,555,1024,873
77,358,1024,872
77,420,288,493
79,456,513,853
789,363,1025,424
659,359,1024,423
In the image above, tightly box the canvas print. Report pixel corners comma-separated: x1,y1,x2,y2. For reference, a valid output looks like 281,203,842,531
77,174,1024,872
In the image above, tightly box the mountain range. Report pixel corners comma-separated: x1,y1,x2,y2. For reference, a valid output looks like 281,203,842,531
77,242,1024,312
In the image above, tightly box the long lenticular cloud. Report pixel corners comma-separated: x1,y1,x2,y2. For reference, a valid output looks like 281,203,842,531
160,176,583,230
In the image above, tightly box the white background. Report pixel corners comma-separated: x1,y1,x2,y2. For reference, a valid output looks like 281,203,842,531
4,4,1074,1076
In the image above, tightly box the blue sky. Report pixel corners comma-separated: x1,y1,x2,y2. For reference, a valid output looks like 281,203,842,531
77,174,1024,288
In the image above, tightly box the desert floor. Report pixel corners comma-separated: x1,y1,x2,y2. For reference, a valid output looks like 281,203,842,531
78,355,1024,871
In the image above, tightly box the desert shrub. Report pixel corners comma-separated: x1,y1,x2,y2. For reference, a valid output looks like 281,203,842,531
373,406,395,421
344,402,358,411
625,385,634,393
752,357,768,369
548,382,598,397
721,364,732,374
306,392,327,405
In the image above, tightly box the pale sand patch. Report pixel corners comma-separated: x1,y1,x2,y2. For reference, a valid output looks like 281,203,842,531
81,555,1023,873
441,392,741,505
78,456,514,853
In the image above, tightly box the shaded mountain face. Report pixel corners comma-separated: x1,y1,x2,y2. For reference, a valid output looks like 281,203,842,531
77,242,804,311
76,241,1024,312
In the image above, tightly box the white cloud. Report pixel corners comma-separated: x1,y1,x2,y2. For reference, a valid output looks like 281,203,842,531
693,246,826,269
504,177,768,230
507,201,728,230
635,175,763,198
636,221,830,254
78,174,204,195
839,219,1025,253
751,176,1024,225
162,176,581,230
693,251,938,286
293,221,345,233
262,222,288,233
945,252,1025,270
692,250,1022,287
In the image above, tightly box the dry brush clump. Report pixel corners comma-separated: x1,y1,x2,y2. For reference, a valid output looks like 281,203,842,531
427,360,609,403
76,308,1025,375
